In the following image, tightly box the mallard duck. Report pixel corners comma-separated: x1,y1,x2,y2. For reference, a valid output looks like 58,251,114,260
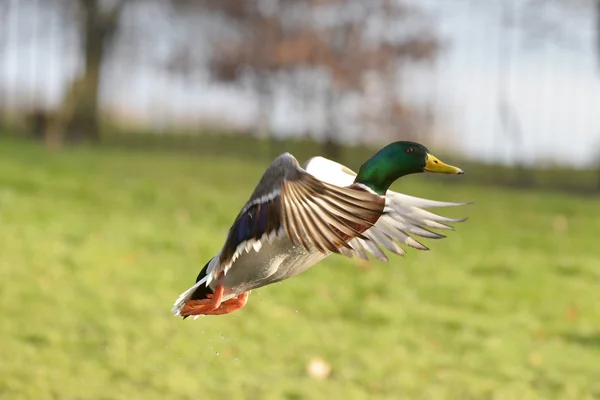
172,141,468,318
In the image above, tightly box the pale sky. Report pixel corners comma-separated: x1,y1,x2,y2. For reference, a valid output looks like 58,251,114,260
427,0,600,167
1,0,598,167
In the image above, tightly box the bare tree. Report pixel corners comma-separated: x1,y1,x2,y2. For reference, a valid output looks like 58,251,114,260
6,0,439,151
596,0,600,190
496,0,534,186
0,0,12,131
45,0,127,148
189,0,440,157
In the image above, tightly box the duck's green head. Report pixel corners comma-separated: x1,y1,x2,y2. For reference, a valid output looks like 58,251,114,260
355,141,463,195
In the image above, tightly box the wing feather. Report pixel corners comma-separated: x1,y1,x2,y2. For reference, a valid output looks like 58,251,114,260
281,174,384,254
206,153,385,284
298,195,354,252
356,238,389,261
304,154,471,263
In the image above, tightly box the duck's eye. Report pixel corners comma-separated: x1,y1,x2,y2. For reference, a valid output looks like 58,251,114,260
406,147,414,154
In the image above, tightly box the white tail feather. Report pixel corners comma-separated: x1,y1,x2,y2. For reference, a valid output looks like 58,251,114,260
171,274,209,316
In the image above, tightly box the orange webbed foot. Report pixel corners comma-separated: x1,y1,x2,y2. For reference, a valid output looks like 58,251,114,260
205,291,250,315
180,284,224,317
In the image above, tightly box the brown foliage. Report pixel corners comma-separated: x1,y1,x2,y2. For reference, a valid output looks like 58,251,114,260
199,0,440,149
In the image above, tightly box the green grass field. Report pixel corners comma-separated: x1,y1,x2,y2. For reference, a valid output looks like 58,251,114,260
1,138,599,400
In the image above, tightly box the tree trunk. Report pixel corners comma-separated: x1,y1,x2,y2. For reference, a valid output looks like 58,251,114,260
45,75,84,149
71,1,104,143
596,0,600,191
45,0,120,147
322,89,341,160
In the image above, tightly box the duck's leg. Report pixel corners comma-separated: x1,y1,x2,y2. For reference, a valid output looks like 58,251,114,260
205,291,250,315
180,284,225,317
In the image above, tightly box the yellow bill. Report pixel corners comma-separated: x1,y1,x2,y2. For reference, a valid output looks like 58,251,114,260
424,153,464,174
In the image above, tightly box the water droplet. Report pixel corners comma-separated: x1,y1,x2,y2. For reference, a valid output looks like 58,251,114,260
216,352,220,356
234,357,239,361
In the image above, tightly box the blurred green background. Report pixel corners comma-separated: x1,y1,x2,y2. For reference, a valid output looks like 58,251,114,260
1,137,599,399
1,1,600,399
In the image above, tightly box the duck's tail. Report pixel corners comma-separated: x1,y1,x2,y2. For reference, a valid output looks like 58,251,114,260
171,257,215,319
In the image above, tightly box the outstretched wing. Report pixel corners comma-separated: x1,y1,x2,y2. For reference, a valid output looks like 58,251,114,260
206,153,385,284
347,192,469,261
304,156,469,262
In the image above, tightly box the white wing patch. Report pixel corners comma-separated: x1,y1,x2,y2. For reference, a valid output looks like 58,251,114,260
240,189,281,214
304,156,355,186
